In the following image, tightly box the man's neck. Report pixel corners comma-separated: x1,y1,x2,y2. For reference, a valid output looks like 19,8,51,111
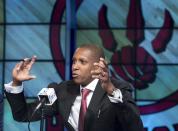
80,79,99,92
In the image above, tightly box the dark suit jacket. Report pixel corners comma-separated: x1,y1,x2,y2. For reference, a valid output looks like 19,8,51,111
5,78,143,131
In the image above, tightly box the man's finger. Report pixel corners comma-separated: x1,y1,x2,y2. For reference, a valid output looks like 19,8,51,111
100,58,108,66
28,75,36,80
16,61,23,71
22,58,31,68
28,55,36,69
94,62,105,69
91,66,103,75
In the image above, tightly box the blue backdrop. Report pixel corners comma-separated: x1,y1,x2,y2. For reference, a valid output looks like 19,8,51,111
0,0,178,131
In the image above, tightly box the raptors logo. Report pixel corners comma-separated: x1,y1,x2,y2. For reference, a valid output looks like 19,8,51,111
49,0,178,131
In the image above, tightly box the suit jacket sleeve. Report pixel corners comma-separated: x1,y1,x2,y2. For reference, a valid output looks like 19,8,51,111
5,85,59,122
111,78,144,131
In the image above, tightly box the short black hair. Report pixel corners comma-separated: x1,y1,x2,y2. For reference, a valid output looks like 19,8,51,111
79,44,105,60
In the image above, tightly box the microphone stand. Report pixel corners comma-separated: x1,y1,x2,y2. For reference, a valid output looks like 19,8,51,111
37,98,47,131
40,105,45,131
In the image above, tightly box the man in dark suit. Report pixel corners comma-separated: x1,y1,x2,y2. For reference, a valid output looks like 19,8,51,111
5,44,143,131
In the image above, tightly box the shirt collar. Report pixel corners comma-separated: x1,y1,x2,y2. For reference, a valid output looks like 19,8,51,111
80,79,99,92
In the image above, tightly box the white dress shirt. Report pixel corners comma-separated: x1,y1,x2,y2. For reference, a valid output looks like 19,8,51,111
4,79,123,131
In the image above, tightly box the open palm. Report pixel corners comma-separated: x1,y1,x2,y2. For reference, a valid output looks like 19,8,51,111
12,56,36,84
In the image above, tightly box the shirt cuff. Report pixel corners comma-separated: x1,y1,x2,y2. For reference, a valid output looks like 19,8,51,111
4,81,23,94
108,89,123,103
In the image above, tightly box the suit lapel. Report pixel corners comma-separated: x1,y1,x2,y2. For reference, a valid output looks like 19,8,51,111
59,81,80,122
84,82,106,130
87,82,106,113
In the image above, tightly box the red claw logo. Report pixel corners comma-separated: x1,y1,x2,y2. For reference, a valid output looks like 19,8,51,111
98,0,178,117
98,0,173,90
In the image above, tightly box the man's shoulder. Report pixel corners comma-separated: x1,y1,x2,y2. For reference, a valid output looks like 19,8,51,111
58,80,78,87
54,80,79,91
54,80,80,95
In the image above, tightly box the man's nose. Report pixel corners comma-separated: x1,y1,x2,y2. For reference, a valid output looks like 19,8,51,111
72,63,79,70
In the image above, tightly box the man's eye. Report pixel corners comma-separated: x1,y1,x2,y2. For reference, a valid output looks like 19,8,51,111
80,60,86,64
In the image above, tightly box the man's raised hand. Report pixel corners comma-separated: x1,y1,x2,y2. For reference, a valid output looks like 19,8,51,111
12,56,37,86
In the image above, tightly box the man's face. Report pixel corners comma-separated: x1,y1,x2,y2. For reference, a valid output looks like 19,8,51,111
72,48,97,86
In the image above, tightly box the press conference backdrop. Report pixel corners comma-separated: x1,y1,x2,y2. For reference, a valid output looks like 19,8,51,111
0,0,178,131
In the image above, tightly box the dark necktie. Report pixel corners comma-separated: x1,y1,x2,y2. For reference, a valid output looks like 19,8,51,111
78,88,91,131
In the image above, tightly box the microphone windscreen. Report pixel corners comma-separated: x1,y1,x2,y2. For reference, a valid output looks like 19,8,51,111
37,83,58,105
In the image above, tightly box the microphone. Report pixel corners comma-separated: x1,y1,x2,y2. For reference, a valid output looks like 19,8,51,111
33,83,58,114
28,83,58,131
